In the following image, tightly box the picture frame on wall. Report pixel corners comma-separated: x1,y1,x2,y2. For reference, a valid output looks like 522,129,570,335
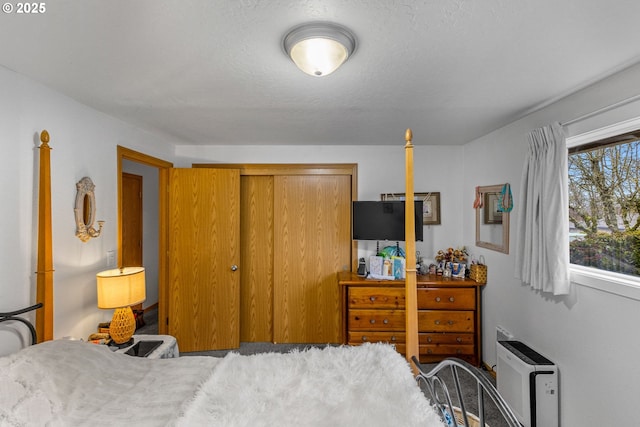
483,192,503,224
380,192,441,225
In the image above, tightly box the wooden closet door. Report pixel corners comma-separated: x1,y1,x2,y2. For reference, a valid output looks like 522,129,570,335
168,168,240,352
240,175,274,342
273,175,351,343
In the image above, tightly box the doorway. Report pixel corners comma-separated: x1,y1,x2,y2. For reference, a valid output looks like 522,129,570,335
117,146,173,334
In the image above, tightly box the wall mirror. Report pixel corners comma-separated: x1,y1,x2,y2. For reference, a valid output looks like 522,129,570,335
75,176,104,242
475,184,509,254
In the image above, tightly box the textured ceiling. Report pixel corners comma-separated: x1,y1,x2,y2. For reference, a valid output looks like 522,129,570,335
2,0,640,146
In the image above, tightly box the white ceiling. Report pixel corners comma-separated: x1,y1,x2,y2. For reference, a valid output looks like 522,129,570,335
2,0,640,146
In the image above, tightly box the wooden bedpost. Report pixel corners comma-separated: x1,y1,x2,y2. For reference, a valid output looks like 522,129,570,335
404,128,419,374
36,130,54,342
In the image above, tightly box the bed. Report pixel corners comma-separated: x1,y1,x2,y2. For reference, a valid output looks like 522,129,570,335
1,338,442,426
1,306,522,427
0,129,520,427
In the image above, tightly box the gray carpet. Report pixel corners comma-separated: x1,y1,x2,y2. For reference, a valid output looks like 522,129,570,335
136,307,508,426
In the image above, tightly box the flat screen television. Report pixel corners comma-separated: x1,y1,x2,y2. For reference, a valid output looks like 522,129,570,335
352,201,423,241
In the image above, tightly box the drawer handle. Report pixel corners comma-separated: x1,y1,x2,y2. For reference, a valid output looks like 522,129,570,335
448,320,454,325
383,318,389,324
435,297,441,302
370,319,376,324
456,349,462,354
449,297,455,302
435,320,440,325
427,349,433,354
391,336,397,341
362,336,368,342
456,337,462,343
370,296,376,302
427,337,432,343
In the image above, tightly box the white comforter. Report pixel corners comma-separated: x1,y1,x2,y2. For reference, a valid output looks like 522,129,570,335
0,340,444,426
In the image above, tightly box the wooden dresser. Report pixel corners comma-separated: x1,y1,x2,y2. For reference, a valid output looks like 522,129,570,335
338,271,485,366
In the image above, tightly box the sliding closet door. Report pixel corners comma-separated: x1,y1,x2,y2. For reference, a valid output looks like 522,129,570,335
273,175,351,343
168,168,240,352
240,175,274,342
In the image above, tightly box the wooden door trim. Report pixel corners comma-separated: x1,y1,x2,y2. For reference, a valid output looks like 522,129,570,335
117,146,173,334
193,163,357,176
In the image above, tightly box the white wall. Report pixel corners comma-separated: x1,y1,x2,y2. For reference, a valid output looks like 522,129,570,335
463,62,640,426
0,66,177,354
176,144,467,265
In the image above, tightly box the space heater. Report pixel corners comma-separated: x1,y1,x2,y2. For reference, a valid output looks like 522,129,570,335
497,340,558,427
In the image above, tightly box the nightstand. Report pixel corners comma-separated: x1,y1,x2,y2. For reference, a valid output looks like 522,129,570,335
115,334,179,359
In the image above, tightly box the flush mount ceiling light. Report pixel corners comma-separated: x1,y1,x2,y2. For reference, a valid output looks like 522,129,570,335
283,22,357,77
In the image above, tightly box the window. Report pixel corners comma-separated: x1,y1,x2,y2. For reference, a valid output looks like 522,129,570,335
568,129,640,279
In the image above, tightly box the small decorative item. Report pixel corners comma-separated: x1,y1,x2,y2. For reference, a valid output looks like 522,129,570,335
442,266,451,277
428,264,437,275
448,262,466,278
369,255,383,276
469,255,488,284
75,177,104,242
435,246,468,264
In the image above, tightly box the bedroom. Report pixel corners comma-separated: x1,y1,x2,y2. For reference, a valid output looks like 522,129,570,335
2,1,640,425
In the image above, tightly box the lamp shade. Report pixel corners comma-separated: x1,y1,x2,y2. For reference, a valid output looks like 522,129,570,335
96,267,146,309
283,22,356,77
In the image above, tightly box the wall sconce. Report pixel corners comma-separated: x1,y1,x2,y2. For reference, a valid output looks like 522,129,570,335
283,22,357,77
75,177,104,242
96,267,146,347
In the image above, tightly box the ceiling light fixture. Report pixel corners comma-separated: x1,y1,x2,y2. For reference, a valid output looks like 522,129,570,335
283,22,356,77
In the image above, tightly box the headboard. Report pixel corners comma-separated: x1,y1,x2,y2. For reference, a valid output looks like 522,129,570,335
0,303,42,346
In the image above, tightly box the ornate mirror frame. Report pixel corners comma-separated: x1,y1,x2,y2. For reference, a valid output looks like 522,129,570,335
475,184,509,254
75,177,104,242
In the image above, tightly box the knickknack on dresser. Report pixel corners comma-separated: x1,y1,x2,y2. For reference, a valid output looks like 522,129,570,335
338,271,485,366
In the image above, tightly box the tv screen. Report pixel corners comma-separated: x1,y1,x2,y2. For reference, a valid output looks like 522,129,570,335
352,201,423,242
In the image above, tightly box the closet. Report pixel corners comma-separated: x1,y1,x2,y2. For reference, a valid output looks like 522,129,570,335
169,164,356,351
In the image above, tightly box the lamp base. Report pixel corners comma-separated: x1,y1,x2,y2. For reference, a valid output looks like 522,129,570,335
109,306,136,345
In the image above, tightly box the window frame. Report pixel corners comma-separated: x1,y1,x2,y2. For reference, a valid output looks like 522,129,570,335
566,115,640,301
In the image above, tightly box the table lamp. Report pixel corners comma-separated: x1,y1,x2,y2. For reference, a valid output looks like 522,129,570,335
96,266,146,347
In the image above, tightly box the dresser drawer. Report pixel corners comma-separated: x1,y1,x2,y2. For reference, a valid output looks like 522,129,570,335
349,287,405,309
348,309,405,331
417,288,475,310
420,332,473,345
348,331,405,345
418,310,474,332
420,344,475,356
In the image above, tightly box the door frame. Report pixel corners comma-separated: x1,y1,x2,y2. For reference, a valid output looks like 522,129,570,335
117,146,173,334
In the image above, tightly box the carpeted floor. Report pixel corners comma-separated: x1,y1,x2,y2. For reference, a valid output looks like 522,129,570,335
136,306,509,426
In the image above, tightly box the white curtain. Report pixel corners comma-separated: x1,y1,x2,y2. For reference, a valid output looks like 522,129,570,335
515,122,570,295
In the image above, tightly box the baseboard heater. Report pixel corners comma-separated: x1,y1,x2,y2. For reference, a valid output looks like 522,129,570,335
497,340,558,427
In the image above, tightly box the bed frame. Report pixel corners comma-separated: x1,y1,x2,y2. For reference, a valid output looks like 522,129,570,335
404,129,520,427
0,303,42,346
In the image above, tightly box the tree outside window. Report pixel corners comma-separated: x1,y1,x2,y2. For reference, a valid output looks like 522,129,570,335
568,131,640,277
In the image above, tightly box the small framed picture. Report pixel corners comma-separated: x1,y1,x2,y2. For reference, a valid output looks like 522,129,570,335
484,192,503,224
381,192,441,225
